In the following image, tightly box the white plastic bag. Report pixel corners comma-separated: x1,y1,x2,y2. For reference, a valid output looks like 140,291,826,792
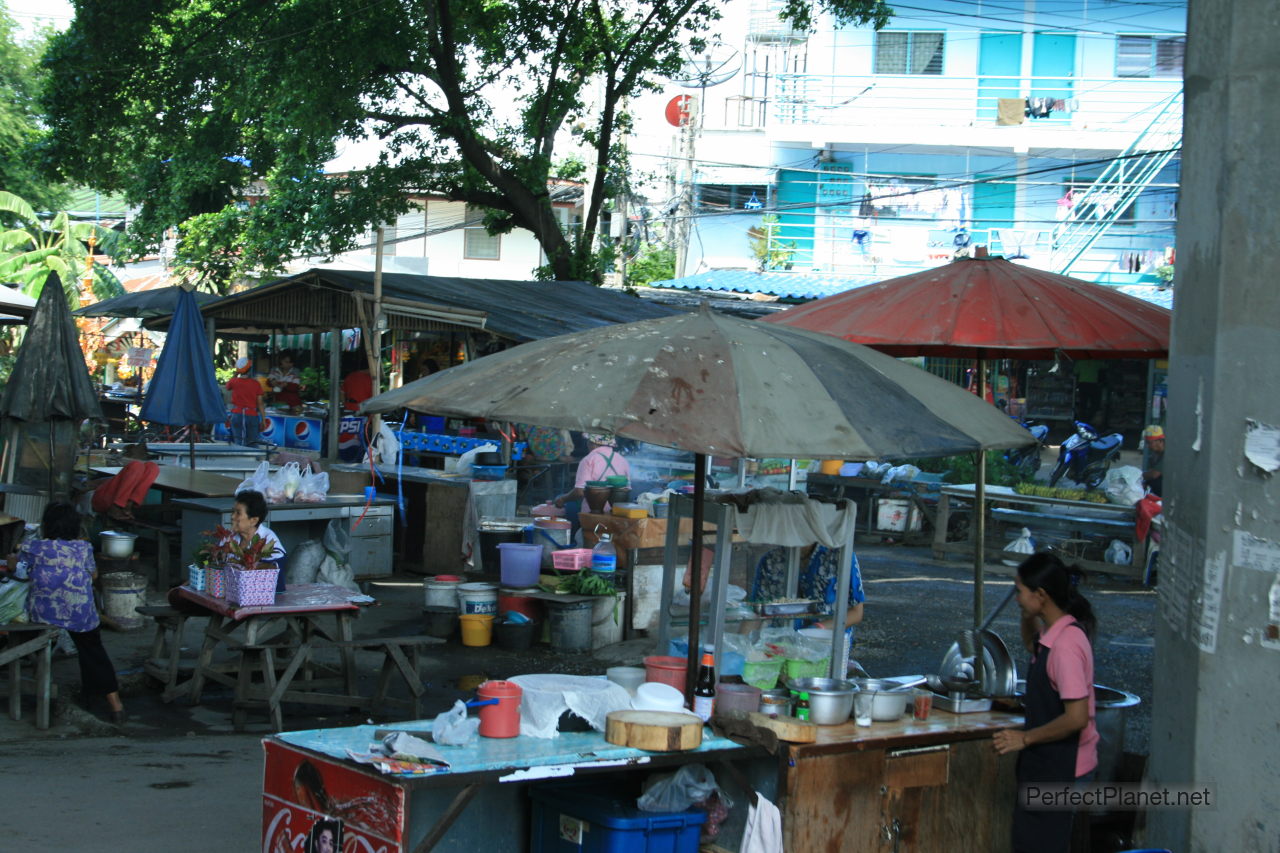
1105,539,1133,566
367,422,401,467
1103,466,1145,506
1003,527,1036,566
637,764,733,813
455,443,498,477
879,463,921,486
317,518,360,591
431,700,480,746
288,539,325,585
235,460,271,496
296,468,329,502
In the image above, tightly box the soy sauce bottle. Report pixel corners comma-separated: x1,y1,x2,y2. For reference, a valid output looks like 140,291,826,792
692,644,716,722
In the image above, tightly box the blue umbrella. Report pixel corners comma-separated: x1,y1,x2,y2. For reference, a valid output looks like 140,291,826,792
140,288,226,467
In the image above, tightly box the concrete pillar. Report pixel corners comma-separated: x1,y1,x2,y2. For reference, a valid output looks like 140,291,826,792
1144,0,1280,849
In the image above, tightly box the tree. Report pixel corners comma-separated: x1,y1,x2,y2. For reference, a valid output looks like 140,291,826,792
0,9,64,214
0,191,124,302
41,0,890,284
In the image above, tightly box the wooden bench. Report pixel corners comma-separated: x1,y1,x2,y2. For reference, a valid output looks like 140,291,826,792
0,623,57,729
136,605,194,703
230,634,443,732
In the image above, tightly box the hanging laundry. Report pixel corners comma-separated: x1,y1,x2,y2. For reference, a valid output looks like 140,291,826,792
1027,98,1054,118
858,191,875,217
1056,189,1076,221
997,98,1026,125
1052,99,1068,112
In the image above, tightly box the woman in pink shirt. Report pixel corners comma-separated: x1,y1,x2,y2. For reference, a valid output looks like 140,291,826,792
993,552,1098,853
552,433,630,532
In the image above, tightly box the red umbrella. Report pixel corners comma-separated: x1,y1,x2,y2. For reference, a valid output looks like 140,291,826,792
762,256,1171,360
763,255,1172,646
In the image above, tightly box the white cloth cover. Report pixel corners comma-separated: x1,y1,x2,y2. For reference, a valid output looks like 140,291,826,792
730,493,857,548
739,793,784,853
508,674,632,739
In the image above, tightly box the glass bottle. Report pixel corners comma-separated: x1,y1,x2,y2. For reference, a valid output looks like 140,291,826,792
692,644,716,722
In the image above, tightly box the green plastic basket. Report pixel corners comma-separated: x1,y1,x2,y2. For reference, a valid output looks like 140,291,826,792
742,658,784,691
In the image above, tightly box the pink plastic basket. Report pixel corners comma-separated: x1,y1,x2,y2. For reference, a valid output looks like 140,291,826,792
227,567,280,606
550,548,594,572
206,567,227,598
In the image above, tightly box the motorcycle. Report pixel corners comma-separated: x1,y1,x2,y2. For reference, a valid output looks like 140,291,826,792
1004,416,1050,480
1047,420,1124,489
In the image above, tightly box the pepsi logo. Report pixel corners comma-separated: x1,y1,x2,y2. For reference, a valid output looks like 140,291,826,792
294,421,310,440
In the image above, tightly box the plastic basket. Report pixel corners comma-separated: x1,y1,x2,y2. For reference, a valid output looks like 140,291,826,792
226,567,280,606
550,548,593,572
784,656,832,681
742,658,784,691
206,567,227,598
187,564,208,593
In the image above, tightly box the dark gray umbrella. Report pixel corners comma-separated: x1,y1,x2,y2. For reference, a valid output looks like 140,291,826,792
364,304,1033,695
73,285,219,319
0,273,102,497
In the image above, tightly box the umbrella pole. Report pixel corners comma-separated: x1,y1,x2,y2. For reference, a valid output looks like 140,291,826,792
973,358,988,689
685,453,707,705
189,426,196,470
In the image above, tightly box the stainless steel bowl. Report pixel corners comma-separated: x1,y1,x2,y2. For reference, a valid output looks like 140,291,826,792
787,677,857,725
851,677,914,721
100,530,138,559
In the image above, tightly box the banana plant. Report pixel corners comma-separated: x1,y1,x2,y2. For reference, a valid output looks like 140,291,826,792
0,190,126,304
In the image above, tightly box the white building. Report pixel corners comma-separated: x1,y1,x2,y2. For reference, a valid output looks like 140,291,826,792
630,0,1184,289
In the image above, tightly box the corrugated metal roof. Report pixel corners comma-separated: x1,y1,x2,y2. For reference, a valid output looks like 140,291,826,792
651,270,876,299
184,268,683,341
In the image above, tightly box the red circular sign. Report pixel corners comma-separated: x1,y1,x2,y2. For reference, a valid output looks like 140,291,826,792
665,95,697,127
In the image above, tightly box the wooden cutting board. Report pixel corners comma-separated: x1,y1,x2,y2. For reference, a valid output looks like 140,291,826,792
605,710,704,751
747,711,818,743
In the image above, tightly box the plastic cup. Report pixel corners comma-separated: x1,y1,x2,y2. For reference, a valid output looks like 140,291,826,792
853,691,873,727
913,688,933,721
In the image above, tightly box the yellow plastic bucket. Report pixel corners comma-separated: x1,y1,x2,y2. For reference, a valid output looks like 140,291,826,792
819,459,845,475
459,613,495,647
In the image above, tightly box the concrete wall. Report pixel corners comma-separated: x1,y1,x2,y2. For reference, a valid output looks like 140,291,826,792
1144,0,1280,849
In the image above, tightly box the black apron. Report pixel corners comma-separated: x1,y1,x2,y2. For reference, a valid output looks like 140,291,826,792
1012,626,1083,853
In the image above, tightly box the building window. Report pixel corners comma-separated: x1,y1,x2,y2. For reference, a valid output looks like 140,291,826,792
1116,35,1185,78
463,205,500,260
874,32,944,75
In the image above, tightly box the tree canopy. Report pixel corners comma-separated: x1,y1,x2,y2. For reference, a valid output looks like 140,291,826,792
0,10,64,214
41,0,890,284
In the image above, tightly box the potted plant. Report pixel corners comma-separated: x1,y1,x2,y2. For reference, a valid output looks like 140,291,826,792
226,533,279,606
190,525,234,595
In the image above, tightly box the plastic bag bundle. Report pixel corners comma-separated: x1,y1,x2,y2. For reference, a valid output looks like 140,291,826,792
288,540,325,585
318,518,359,591
235,461,271,496
879,463,921,486
1003,527,1036,567
1105,539,1133,565
638,764,732,812
431,700,480,746
264,461,304,503
295,468,330,502
1103,465,1146,506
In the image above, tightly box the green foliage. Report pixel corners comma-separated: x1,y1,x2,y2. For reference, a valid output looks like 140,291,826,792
298,367,330,401
749,214,796,271
627,243,676,287
42,0,890,282
914,450,1028,487
0,190,125,302
0,11,64,214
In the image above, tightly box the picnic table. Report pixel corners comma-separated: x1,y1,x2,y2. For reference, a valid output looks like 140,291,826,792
158,584,366,730
91,465,242,499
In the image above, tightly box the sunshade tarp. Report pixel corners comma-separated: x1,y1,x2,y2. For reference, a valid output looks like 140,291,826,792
0,285,36,320
73,285,219,319
762,257,1172,359
362,303,1034,460
140,288,226,426
0,274,101,422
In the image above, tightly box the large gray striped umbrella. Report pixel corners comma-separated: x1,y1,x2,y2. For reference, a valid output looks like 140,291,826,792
364,303,1032,695
363,303,1033,459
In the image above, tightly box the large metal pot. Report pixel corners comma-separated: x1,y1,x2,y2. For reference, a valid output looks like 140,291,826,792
852,678,913,720
100,530,138,559
787,677,857,725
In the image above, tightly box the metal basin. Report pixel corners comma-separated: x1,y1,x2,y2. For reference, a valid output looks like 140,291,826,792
851,678,913,720
787,677,857,725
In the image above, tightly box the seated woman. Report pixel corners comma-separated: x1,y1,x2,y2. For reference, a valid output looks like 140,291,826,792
167,489,288,607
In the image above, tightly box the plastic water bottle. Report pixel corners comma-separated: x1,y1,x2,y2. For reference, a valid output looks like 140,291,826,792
591,533,617,583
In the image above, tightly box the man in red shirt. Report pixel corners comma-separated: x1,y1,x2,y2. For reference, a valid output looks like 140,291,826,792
225,356,265,446
342,363,374,412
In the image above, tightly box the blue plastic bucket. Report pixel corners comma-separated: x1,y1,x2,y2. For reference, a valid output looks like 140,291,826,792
498,542,543,587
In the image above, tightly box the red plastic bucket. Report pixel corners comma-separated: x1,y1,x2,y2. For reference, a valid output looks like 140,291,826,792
498,589,544,622
477,680,522,738
643,655,688,690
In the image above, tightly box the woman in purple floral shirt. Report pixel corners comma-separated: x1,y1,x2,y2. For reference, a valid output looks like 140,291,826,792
19,502,125,724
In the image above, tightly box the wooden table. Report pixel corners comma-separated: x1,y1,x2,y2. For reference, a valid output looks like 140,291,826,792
932,483,1141,578
0,623,56,729
168,583,363,730
783,709,1023,851
92,465,242,499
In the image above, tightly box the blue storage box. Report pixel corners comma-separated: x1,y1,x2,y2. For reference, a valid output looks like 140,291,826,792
530,783,706,852
471,464,508,481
